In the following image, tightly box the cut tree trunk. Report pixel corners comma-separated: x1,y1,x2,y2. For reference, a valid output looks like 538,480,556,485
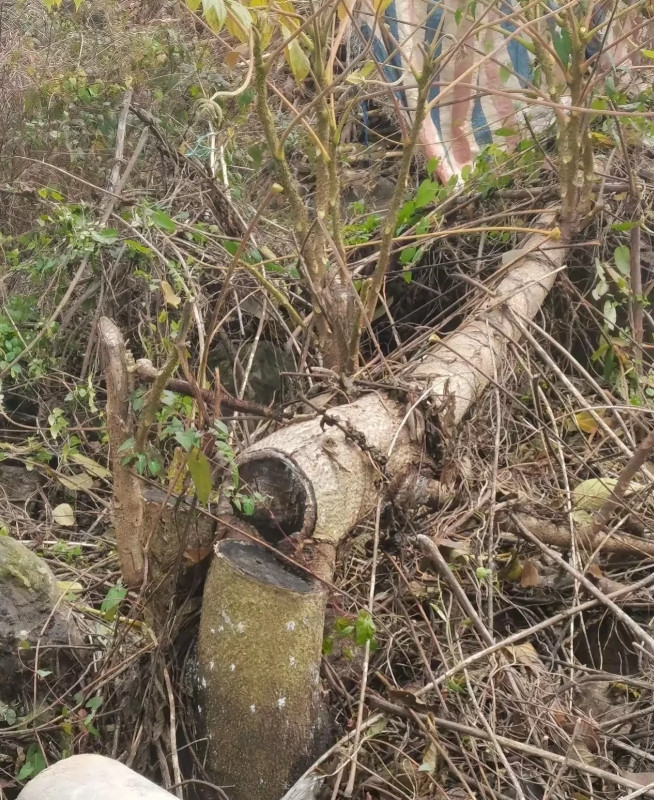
198,539,329,800
232,218,564,556
198,218,569,798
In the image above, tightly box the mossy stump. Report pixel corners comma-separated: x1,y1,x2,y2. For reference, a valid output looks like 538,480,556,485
198,539,327,800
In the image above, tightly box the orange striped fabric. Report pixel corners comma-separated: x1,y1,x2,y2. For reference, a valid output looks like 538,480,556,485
349,0,652,182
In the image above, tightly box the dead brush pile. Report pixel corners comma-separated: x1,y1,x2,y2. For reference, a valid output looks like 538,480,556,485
2,0,654,798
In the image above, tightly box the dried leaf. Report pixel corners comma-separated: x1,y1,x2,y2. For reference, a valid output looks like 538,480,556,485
69,453,111,479
503,642,544,671
224,49,240,69
572,478,618,512
570,410,604,435
57,580,83,596
184,546,214,565
57,472,94,492
53,503,75,527
520,559,540,588
161,280,181,308
418,738,438,773
167,448,189,494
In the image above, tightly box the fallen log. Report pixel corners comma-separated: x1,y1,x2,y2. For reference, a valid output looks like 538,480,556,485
198,218,569,797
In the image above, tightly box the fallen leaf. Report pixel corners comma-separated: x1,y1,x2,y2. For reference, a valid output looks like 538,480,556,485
572,478,617,511
52,503,75,527
57,580,83,595
520,559,540,588
569,410,604,435
161,280,181,308
69,453,111,479
503,642,544,671
57,472,94,492
587,563,603,579
183,546,213,565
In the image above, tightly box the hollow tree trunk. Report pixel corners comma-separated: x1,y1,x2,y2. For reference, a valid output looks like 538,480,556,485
198,219,569,798
235,218,565,553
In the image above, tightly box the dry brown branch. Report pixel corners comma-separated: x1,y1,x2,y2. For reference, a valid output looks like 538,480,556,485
134,359,288,421
98,317,145,588
511,511,654,556
511,512,654,655
589,428,654,537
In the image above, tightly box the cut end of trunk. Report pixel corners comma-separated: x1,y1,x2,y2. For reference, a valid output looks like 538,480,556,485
236,449,317,543
220,539,316,592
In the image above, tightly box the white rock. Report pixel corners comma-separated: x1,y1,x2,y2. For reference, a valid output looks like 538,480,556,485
18,754,174,799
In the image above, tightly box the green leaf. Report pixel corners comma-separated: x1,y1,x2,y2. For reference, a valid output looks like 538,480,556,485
85,695,103,711
426,157,439,177
614,245,631,277
188,447,212,505
494,127,516,137
610,221,638,232
90,228,118,244
641,49,654,59
227,0,252,40
241,495,255,515
17,744,46,781
69,453,111,478
400,246,417,265
57,472,94,492
175,428,201,451
125,239,153,255
101,583,127,621
551,26,571,68
186,0,202,9
354,609,376,646
414,178,438,209
283,27,310,82
151,209,177,234
204,0,227,34
604,298,617,329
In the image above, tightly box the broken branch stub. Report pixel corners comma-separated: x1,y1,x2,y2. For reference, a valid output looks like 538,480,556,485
198,539,329,800
99,317,145,588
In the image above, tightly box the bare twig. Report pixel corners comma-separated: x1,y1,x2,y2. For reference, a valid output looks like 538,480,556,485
511,512,654,655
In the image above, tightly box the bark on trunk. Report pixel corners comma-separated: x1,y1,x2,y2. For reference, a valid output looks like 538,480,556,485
99,317,145,588
198,539,328,800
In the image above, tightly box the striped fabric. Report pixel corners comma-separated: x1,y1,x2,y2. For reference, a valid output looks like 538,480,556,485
350,0,651,183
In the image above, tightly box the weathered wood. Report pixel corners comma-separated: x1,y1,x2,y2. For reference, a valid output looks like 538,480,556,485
98,317,144,587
